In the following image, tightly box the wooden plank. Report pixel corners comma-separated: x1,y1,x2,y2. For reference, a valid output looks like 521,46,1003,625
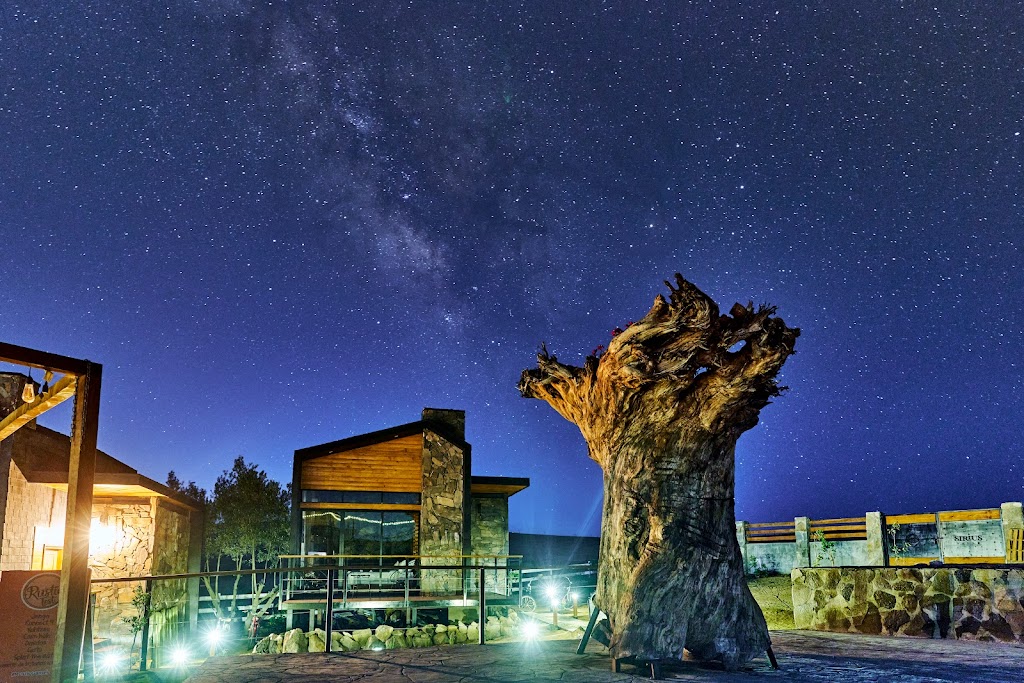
937,509,1001,522
942,556,1006,565
1008,529,1024,563
301,434,423,492
810,517,866,525
746,536,797,543
816,532,867,540
886,513,935,525
806,528,864,536
300,502,420,512
888,556,939,566
0,341,89,375
747,521,794,528
0,374,76,441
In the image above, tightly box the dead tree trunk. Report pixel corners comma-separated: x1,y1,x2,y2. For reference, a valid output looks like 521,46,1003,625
519,275,798,669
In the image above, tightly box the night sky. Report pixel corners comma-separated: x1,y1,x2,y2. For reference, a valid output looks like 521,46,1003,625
2,2,1021,537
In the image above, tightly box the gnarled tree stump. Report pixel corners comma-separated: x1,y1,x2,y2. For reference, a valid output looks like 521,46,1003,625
519,275,798,669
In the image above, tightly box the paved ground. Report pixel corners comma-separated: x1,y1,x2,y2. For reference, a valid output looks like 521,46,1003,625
183,630,1024,683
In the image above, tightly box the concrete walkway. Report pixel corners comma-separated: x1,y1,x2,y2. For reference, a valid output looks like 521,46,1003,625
183,630,1024,682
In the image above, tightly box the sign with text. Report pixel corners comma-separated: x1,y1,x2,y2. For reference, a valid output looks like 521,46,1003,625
940,519,1005,558
0,571,60,682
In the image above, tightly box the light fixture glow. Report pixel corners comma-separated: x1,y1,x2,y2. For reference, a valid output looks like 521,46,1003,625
521,621,540,640
170,647,189,666
99,652,121,672
206,627,224,646
21,380,35,403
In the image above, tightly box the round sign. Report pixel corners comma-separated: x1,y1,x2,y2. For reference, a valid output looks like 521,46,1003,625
21,573,61,610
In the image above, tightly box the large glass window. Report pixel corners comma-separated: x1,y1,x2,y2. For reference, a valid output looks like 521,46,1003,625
301,490,421,505
343,511,383,559
302,511,341,556
382,512,417,556
302,510,418,560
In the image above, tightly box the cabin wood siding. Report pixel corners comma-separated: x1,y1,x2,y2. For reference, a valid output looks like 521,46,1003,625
300,433,423,493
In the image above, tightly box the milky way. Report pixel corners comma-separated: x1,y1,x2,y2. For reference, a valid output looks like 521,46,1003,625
1,2,1021,535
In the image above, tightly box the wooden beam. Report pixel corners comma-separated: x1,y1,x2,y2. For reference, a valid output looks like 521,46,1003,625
0,374,77,441
0,341,89,375
53,364,102,683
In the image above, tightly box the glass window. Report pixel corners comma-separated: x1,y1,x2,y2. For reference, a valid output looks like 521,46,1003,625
382,512,417,556
343,491,383,504
302,510,341,556
302,490,346,503
382,492,421,505
343,511,382,562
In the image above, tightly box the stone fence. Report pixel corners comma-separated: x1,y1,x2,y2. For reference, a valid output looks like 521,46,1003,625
792,566,1024,643
739,502,1024,574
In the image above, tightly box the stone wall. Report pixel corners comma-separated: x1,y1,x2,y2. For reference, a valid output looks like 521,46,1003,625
420,430,466,594
149,501,192,657
0,461,67,571
792,566,1024,643
89,503,155,644
470,496,509,594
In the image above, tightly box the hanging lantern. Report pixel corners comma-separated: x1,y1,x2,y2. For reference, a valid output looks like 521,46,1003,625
22,379,35,403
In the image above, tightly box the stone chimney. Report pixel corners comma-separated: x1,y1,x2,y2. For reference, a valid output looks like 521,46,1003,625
421,408,465,442
0,372,30,420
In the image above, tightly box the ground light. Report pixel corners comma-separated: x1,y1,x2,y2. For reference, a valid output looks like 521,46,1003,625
170,647,189,667
205,624,225,655
98,651,121,674
520,620,540,640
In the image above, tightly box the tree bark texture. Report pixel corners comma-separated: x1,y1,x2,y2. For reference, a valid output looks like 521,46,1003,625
519,275,798,669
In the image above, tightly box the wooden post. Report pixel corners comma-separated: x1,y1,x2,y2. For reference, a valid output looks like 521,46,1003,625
54,364,102,683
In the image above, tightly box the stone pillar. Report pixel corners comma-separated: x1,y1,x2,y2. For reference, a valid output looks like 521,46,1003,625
794,517,811,568
865,511,885,566
421,408,465,441
735,521,749,569
420,429,466,594
0,373,30,562
1002,502,1024,564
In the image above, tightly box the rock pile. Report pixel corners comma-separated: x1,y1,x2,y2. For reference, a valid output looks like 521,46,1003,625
251,611,525,654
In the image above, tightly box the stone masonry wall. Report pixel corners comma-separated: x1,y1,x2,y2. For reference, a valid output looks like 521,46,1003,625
150,502,192,653
420,430,465,594
470,496,509,594
793,566,1024,643
89,503,155,644
0,461,67,571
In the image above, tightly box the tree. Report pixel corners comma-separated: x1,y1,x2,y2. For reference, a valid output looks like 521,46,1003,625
172,459,290,632
519,274,798,669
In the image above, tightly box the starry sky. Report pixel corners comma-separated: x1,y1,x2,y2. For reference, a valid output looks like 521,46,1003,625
1,2,1021,537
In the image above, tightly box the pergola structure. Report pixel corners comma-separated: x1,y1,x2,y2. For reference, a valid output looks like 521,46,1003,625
0,342,102,683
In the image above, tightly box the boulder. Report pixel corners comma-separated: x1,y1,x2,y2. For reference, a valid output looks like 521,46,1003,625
432,632,448,646
251,636,272,654
282,628,308,653
375,624,394,642
467,622,480,642
434,623,447,633
340,634,359,652
352,629,373,647
307,629,326,652
366,636,385,651
269,633,284,654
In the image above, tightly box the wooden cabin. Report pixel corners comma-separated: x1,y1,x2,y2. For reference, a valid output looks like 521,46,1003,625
291,408,528,570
